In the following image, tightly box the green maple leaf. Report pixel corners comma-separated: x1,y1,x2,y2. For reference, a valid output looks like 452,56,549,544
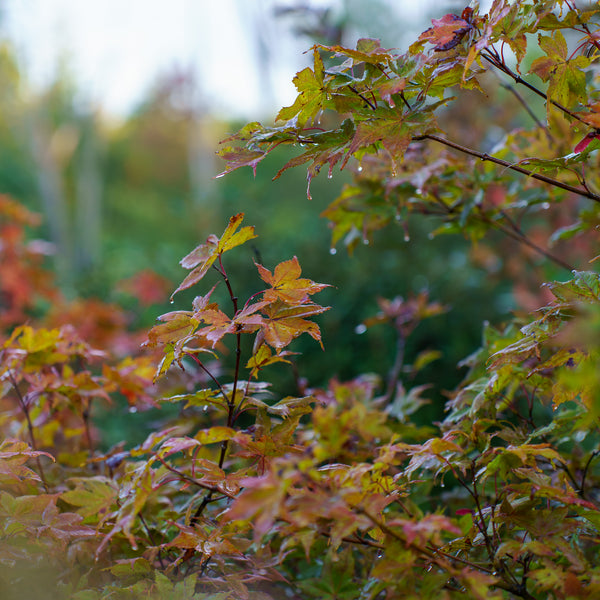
529,31,589,111
61,477,118,522
346,116,412,167
320,37,395,66
277,48,326,126
246,345,293,378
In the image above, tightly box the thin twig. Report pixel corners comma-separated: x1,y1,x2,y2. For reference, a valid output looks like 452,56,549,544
415,133,600,204
453,471,495,564
471,475,496,564
482,212,576,271
138,512,166,569
348,85,377,110
188,257,241,536
82,398,94,457
565,0,600,55
9,370,49,491
383,332,405,404
499,81,551,138
184,352,229,407
428,187,575,271
155,455,234,498
580,450,599,498
481,51,587,126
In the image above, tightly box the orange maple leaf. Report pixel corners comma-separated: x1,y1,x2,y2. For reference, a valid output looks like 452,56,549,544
256,256,329,305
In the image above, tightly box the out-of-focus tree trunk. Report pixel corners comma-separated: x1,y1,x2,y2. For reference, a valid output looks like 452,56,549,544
75,115,102,273
29,113,72,287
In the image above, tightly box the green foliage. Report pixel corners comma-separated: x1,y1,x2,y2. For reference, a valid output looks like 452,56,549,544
4,1,600,598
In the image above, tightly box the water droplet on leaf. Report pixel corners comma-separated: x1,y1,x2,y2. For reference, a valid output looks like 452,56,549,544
404,233,410,242
541,202,550,209
355,324,367,335
129,406,138,414
329,247,337,255
357,165,363,172
428,232,435,240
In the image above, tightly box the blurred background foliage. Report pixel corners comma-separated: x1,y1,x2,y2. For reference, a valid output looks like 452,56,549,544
0,0,536,445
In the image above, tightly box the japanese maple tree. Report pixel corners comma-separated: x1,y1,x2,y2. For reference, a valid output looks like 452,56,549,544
3,1,600,599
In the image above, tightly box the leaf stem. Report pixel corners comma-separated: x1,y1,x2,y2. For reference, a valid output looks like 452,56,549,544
452,466,496,564
9,370,49,491
183,352,229,408
564,0,600,56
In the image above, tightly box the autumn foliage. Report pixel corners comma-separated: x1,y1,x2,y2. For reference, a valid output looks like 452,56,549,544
4,1,600,598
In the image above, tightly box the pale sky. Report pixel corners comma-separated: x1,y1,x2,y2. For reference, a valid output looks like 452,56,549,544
1,0,460,119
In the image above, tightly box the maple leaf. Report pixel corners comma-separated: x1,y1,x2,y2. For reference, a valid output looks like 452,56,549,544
246,345,293,378
272,119,355,199
259,301,329,350
256,256,329,305
576,101,600,128
345,116,412,168
573,132,600,154
61,477,118,523
319,38,395,66
195,301,267,348
215,147,266,178
222,470,286,543
277,48,326,127
377,77,406,108
419,13,473,52
172,214,257,298
144,311,198,347
463,1,511,77
529,31,589,111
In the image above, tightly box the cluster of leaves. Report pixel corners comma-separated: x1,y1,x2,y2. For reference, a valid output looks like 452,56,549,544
4,1,600,598
218,0,600,264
